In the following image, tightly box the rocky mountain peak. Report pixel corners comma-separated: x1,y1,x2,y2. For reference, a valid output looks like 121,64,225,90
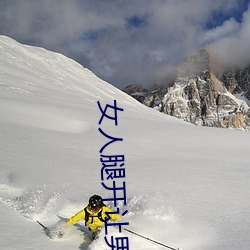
177,49,210,78
123,49,250,130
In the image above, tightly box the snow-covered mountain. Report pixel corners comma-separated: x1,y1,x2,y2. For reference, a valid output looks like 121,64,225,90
1,36,250,250
217,65,250,100
124,49,250,130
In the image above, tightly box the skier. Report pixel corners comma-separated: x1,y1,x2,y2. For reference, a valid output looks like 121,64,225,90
66,194,121,239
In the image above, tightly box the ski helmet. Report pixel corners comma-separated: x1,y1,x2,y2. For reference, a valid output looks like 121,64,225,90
89,195,103,211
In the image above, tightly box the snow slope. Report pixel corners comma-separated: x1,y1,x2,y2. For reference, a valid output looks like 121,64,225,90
0,35,250,250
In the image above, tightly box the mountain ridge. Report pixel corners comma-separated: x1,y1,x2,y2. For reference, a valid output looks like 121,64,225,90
123,49,250,130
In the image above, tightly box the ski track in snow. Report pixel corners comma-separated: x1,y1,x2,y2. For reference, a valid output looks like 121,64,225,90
0,179,212,250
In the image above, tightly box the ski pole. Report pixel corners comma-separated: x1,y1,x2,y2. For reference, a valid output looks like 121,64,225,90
37,220,48,230
124,228,181,250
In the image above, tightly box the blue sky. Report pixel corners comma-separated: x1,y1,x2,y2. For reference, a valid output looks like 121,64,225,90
0,0,249,89
205,0,249,28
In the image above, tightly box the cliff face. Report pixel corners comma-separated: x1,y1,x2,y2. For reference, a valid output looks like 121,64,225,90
217,66,250,99
124,49,250,130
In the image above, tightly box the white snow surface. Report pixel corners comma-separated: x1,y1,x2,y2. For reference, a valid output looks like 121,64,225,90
0,35,250,250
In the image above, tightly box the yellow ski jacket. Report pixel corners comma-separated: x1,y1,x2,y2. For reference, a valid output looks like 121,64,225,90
67,206,121,233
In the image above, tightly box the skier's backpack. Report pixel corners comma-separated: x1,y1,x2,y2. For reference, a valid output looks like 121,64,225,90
84,207,110,225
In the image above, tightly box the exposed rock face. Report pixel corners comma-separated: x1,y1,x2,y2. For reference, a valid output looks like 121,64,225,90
122,84,147,103
217,66,250,99
123,49,250,130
